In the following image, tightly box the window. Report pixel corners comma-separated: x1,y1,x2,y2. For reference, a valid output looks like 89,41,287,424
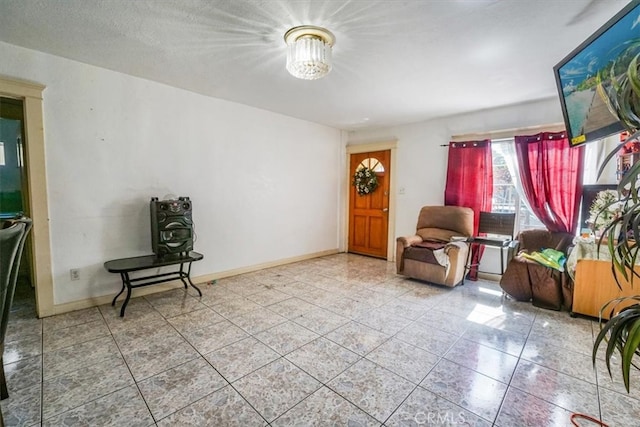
491,139,545,234
356,157,384,172
0,141,5,166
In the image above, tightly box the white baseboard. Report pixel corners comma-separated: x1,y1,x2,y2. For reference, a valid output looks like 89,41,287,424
51,249,340,317
477,272,501,283
195,248,339,284
52,281,186,315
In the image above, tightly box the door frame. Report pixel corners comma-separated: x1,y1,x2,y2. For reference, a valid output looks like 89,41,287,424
344,140,397,261
0,76,54,317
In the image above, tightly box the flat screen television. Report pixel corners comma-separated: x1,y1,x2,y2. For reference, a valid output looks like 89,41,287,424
553,0,640,147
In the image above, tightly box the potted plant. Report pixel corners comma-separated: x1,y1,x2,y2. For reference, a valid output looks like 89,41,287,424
591,42,640,393
586,189,622,237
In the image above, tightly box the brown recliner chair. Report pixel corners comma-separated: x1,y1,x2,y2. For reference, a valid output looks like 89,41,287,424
499,229,574,310
396,206,474,287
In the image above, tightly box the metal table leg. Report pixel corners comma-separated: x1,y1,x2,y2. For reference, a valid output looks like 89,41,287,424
182,261,202,296
120,271,133,317
111,273,127,307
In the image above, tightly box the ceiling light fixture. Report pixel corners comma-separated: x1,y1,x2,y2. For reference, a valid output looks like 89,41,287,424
284,25,335,80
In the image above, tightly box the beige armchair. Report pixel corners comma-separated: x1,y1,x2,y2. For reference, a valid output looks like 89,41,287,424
396,206,474,287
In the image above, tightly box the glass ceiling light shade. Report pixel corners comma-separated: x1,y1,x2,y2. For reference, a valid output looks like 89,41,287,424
284,25,335,80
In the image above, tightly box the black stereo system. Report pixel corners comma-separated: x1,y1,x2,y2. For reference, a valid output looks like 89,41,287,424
150,196,193,256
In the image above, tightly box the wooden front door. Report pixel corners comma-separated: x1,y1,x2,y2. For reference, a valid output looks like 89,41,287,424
348,150,390,258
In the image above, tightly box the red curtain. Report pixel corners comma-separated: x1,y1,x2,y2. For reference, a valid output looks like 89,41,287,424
515,131,584,234
444,140,493,280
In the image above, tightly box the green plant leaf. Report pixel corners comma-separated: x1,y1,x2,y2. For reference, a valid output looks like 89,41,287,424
593,41,640,393
621,317,640,392
628,54,640,96
594,314,617,367
595,298,640,379
621,160,640,190
597,79,621,124
598,141,627,180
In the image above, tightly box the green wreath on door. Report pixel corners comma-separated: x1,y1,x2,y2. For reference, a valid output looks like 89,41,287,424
352,167,379,196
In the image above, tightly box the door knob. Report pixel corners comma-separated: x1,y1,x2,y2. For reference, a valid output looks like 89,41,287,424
382,208,389,212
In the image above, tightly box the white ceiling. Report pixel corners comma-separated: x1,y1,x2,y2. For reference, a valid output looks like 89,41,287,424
0,0,631,130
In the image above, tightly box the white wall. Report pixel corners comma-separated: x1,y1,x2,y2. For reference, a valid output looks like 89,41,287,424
348,98,565,241
0,42,342,305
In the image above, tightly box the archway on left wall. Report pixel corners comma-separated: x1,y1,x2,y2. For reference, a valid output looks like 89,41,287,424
0,76,54,317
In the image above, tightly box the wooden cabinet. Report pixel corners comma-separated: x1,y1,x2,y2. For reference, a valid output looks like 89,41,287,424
572,259,639,318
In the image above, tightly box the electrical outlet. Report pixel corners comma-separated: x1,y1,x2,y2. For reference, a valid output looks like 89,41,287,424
70,268,80,281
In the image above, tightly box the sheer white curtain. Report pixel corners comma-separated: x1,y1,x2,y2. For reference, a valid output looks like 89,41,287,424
582,134,619,185
492,139,534,215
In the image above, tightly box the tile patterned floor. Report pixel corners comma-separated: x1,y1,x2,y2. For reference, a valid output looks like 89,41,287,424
2,253,640,426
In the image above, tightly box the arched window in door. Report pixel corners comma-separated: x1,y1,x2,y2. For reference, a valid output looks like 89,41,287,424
356,157,385,173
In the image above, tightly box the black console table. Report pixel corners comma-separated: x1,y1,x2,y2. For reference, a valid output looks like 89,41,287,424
104,251,203,317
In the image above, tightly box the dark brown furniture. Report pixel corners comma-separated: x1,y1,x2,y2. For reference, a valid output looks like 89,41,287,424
105,251,203,317
499,229,574,310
